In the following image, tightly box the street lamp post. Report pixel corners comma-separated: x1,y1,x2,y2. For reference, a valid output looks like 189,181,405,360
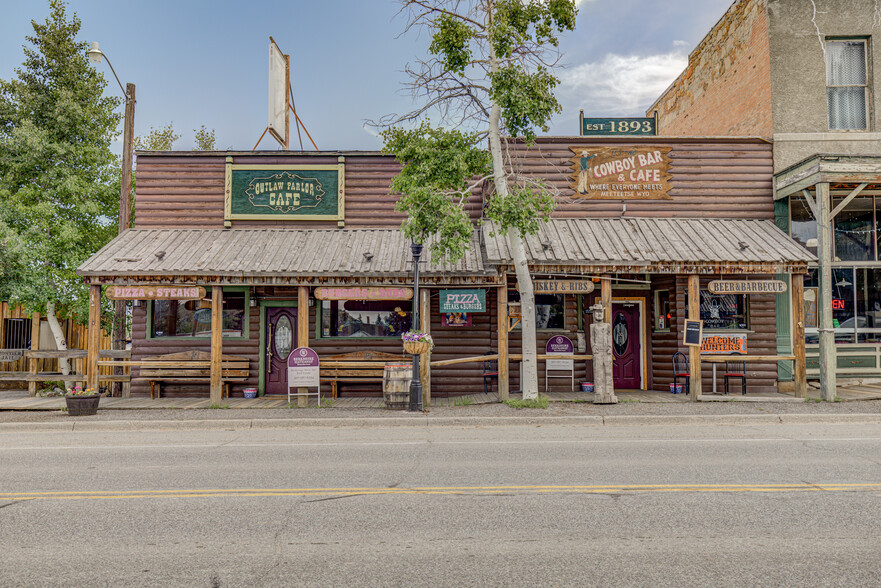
87,42,135,395
409,242,423,412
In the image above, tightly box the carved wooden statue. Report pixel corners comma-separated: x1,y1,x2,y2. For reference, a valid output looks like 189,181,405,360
589,303,617,404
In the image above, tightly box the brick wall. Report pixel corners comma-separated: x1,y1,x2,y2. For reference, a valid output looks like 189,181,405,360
648,0,772,137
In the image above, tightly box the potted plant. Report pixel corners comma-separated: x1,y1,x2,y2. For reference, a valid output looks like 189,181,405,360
64,385,101,416
402,330,433,355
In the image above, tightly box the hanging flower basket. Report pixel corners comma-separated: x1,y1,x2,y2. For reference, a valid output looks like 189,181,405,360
402,331,433,355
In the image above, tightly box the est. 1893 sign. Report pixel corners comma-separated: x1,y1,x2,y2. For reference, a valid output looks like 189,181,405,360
224,159,345,225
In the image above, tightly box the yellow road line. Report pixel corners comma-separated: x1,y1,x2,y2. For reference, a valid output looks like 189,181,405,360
2,483,881,501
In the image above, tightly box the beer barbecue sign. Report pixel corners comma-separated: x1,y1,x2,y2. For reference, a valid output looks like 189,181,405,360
224,161,345,224
569,146,672,200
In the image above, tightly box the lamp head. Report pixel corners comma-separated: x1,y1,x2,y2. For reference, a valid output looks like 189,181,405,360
87,42,104,63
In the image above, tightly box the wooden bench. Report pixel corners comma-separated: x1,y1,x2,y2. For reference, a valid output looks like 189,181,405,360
131,351,250,399
319,351,408,398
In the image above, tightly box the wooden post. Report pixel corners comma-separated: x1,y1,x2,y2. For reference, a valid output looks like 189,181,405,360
816,182,836,401
687,274,702,401
420,289,430,407
792,273,808,398
27,312,41,396
209,286,223,404
601,275,612,323
297,286,309,407
87,286,101,392
498,282,509,401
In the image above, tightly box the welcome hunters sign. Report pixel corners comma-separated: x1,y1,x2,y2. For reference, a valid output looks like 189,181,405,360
569,146,672,200
224,160,345,224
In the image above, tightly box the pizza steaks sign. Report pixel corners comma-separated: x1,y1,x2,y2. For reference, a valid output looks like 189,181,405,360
106,285,206,300
569,145,672,200
439,289,486,313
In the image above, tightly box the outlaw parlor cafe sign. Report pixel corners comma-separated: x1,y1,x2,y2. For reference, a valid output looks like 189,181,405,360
225,161,345,223
569,146,672,200
106,285,206,300
708,280,787,295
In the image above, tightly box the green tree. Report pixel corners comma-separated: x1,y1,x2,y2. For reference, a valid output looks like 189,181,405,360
380,0,576,399
193,125,216,150
134,122,180,151
0,0,120,376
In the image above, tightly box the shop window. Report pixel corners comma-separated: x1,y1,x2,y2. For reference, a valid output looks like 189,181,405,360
698,291,748,331
320,299,411,338
507,291,565,330
826,39,868,131
150,291,246,338
3,318,31,349
804,268,858,344
833,196,874,261
655,290,671,330
790,196,817,253
856,268,881,343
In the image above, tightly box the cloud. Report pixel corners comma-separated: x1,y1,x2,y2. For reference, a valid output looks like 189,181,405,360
558,50,688,116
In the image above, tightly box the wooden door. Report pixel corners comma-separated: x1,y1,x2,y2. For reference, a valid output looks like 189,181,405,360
265,307,297,395
612,303,641,389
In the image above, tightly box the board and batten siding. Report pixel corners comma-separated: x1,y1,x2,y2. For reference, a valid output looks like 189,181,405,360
134,152,484,229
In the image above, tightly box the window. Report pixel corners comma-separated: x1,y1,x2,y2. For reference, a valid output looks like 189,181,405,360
699,290,748,330
655,290,671,330
790,195,817,253
507,291,565,330
3,318,31,349
320,300,411,338
805,268,881,344
151,291,246,338
827,39,868,130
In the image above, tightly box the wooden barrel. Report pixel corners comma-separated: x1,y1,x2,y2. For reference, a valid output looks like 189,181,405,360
383,363,412,410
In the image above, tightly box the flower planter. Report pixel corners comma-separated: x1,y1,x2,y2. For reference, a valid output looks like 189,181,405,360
65,394,100,416
403,340,431,355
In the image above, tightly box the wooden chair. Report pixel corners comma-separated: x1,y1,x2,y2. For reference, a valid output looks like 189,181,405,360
672,351,690,395
724,360,747,395
482,351,499,394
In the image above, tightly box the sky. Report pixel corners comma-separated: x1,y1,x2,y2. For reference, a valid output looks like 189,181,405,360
0,0,734,151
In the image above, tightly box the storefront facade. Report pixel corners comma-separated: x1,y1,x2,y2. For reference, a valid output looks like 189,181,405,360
78,139,812,399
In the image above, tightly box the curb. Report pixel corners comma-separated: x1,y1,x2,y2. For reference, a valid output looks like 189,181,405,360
2,413,881,432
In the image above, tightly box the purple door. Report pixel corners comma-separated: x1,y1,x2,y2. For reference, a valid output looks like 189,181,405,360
612,303,641,389
265,307,297,395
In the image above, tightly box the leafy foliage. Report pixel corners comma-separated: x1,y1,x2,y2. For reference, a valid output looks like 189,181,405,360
381,122,490,262
193,125,216,151
429,14,474,74
134,122,180,151
0,0,120,322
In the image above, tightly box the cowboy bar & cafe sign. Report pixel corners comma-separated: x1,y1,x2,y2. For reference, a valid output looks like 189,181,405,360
106,285,207,300
708,280,787,294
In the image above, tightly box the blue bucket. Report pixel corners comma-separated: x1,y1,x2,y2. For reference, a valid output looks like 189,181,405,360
581,382,594,393
243,388,257,399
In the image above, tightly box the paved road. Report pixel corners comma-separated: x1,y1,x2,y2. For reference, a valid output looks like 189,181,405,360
2,422,881,587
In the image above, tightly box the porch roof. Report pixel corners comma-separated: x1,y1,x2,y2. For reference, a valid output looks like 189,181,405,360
77,228,496,285
482,218,815,274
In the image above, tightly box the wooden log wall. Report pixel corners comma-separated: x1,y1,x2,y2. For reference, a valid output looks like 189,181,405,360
134,153,484,230
503,137,774,220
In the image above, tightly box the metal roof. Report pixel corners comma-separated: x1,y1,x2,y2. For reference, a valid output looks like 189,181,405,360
482,218,815,270
78,229,491,281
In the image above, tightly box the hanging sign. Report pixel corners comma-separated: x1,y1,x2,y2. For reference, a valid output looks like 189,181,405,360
708,280,787,294
225,161,345,223
701,334,747,355
683,320,703,347
287,347,320,387
106,285,206,300
439,289,486,313
0,350,24,362
581,117,656,136
533,280,595,294
314,286,413,301
569,146,672,200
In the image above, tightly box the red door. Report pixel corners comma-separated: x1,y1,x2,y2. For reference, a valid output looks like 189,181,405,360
265,307,297,395
612,303,641,389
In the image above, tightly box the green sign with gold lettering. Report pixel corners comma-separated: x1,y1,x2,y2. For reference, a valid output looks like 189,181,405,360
224,160,345,224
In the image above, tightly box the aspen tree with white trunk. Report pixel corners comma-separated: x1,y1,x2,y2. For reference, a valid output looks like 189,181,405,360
379,0,576,399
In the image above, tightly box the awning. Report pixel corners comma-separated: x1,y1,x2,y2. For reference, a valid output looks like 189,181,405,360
77,228,496,285
482,218,814,274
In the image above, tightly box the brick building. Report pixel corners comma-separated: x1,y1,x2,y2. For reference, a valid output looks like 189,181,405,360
648,0,881,396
